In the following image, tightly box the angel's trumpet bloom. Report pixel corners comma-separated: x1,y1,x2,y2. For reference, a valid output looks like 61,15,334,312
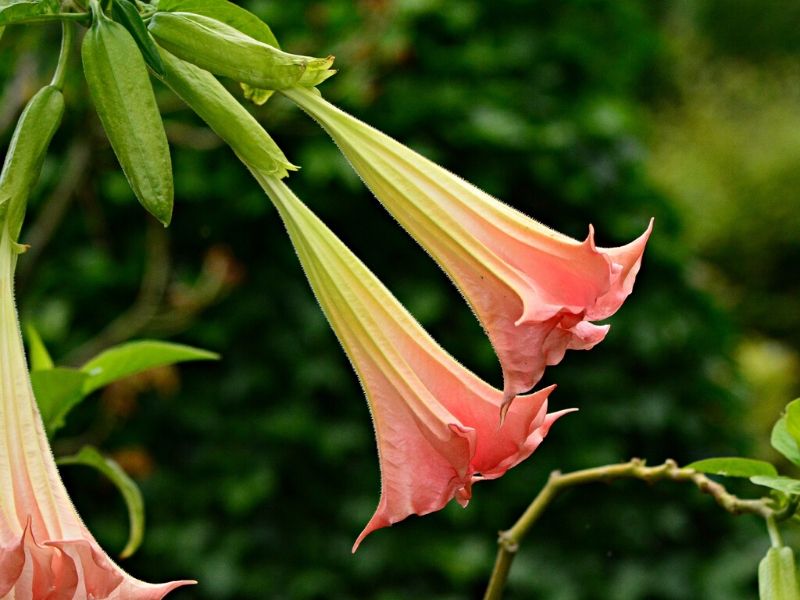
0,228,192,598
283,88,652,414
258,175,570,551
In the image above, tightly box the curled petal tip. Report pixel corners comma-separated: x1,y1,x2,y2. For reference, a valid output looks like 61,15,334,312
283,89,653,406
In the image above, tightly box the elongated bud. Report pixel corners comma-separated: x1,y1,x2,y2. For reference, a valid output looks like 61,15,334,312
148,12,335,89
759,547,800,600
82,2,174,225
0,85,64,241
157,47,297,178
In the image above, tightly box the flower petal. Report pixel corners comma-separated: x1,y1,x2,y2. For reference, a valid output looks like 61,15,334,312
283,88,652,410
0,226,193,599
258,175,566,550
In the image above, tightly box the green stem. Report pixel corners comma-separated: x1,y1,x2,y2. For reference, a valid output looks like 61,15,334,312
483,458,774,600
773,494,800,523
767,515,784,548
50,21,74,90
11,12,90,25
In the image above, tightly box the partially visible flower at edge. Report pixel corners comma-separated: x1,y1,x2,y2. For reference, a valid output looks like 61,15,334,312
283,87,652,416
0,226,192,598
257,174,571,551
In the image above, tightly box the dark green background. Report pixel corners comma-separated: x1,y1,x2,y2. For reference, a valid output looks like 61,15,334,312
2,1,799,598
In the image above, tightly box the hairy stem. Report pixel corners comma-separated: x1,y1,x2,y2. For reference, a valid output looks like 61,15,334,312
483,458,775,600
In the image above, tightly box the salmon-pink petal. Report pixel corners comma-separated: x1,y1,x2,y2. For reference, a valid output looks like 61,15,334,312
283,88,651,410
258,175,567,550
0,223,193,599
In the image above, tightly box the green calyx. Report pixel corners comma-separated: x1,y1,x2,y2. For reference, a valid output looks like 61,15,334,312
148,12,335,91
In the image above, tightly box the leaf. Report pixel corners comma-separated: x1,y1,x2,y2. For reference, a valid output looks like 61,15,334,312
686,457,778,478
81,339,219,395
111,0,166,76
30,368,89,436
759,547,800,600
0,0,61,26
154,0,279,47
57,446,145,558
25,321,54,370
772,414,800,467
750,475,800,496
784,398,800,448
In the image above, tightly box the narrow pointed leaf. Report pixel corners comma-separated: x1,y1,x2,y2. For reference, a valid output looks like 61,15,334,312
25,321,54,370
57,446,145,559
30,367,89,436
750,475,800,496
81,339,219,395
111,0,166,76
772,414,800,467
687,457,778,478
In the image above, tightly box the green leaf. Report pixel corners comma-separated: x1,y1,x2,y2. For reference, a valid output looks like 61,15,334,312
30,368,89,436
81,339,219,395
785,399,800,448
772,414,800,467
25,321,54,371
759,547,800,600
111,0,166,76
0,0,61,26
686,457,778,478
751,475,800,496
57,446,145,558
153,0,279,47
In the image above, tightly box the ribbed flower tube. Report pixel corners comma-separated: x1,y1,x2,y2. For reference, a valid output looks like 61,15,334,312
0,226,193,599
283,87,651,415
257,175,570,550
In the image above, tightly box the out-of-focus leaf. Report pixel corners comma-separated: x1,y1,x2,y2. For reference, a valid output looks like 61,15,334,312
154,0,278,46
784,399,800,448
81,340,219,395
0,0,61,26
759,547,800,600
686,457,778,478
57,445,145,558
772,415,800,467
25,321,54,370
30,367,89,436
750,475,800,496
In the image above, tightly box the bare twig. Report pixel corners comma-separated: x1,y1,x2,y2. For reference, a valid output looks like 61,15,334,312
483,458,777,600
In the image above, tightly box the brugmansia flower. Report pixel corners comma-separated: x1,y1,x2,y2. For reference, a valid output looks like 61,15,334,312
283,88,652,415
0,228,192,598
257,174,570,550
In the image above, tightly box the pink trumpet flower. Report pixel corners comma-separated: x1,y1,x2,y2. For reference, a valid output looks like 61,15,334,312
283,88,652,415
258,174,571,551
0,228,193,598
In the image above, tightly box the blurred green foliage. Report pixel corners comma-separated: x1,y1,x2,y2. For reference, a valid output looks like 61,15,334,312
650,0,800,452
0,1,784,598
